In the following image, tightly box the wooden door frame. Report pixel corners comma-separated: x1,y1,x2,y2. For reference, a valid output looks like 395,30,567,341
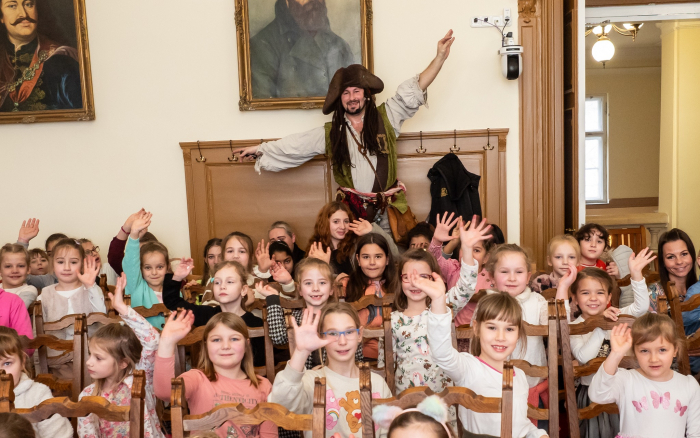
521,0,691,267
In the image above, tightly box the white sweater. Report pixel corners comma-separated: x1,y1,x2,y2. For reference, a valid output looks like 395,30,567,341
570,278,649,386
14,373,73,438
0,283,38,309
427,310,547,438
589,367,700,438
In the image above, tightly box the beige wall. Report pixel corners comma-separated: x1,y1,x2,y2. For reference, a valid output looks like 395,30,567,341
659,22,700,245
586,67,661,200
0,0,521,257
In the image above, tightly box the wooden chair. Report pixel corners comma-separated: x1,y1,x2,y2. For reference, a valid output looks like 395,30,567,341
32,307,86,401
608,226,647,255
0,369,146,438
557,300,638,438
659,281,700,376
170,375,327,438
347,294,395,393
361,362,514,438
450,302,559,437
541,287,558,301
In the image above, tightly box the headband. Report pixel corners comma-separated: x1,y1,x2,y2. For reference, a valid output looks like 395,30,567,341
372,395,451,437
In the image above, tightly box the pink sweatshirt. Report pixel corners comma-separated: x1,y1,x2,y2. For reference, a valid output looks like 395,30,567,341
428,239,492,326
153,354,276,438
0,289,33,353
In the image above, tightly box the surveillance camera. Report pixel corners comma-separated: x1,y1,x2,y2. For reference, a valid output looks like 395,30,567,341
499,33,523,80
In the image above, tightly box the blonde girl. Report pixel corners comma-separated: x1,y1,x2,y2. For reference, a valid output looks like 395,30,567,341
153,311,275,438
123,211,170,329
564,248,656,438
77,273,164,438
589,314,700,437
530,235,580,293
0,243,38,309
425,284,548,438
162,259,267,368
0,327,72,438
257,257,365,369
36,238,105,380
269,302,393,438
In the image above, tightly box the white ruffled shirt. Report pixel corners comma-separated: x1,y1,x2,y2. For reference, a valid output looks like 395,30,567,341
255,75,428,192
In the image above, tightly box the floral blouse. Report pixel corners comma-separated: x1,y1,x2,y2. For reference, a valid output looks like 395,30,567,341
77,308,164,438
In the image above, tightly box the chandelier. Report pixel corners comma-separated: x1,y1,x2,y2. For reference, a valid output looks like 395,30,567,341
585,21,644,67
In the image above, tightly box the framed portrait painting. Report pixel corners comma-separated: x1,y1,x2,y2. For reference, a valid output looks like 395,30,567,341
235,0,374,111
0,0,94,124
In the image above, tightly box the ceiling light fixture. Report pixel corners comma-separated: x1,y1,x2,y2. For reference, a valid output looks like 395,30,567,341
585,20,643,67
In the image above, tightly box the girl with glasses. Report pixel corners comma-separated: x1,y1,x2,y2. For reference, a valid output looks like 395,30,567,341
270,302,393,438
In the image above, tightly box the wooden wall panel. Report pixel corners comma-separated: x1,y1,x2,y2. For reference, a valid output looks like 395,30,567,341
181,129,508,274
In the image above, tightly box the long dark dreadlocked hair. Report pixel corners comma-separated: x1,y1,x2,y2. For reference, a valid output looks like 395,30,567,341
329,90,381,171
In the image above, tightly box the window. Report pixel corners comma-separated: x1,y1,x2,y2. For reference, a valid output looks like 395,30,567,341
585,95,608,203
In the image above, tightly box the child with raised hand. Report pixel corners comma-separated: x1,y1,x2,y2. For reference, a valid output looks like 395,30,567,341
123,211,170,329
37,238,105,379
0,244,38,308
258,257,364,369
564,248,656,438
254,239,297,295
575,223,620,278
530,235,580,293
153,309,276,438
393,216,493,390
269,302,393,438
15,218,62,289
77,273,164,438
0,326,73,438
589,314,700,438
425,280,549,438
163,258,267,367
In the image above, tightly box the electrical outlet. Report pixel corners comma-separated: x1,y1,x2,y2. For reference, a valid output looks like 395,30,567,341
470,16,481,28
491,16,504,27
504,8,511,23
481,16,490,25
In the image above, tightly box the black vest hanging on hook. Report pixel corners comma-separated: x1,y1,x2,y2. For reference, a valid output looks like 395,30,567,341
427,153,482,226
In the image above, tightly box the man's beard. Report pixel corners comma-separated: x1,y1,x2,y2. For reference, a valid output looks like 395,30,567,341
287,0,330,33
344,98,365,116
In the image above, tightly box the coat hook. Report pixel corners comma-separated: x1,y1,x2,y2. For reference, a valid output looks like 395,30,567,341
228,140,238,162
483,128,494,151
195,141,207,162
416,131,426,154
450,129,460,153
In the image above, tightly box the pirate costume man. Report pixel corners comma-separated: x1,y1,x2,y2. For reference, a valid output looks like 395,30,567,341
242,30,454,238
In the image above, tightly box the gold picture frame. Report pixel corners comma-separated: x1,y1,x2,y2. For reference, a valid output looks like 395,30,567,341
0,0,95,124
235,0,374,111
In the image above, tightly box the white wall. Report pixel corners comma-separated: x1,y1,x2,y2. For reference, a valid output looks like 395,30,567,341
0,0,521,257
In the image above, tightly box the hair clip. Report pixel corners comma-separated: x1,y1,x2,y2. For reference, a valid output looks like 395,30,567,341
373,395,451,436
119,321,125,326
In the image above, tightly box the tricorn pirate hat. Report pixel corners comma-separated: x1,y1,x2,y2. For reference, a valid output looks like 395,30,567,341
322,64,384,115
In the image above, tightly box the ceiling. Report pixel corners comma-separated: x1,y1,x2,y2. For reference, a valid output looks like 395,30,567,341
584,20,662,69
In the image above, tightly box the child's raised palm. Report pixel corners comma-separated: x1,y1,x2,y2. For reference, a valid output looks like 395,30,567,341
410,271,446,300
628,247,657,280
108,273,129,315
78,257,100,288
161,310,195,344
309,242,332,264
433,212,460,243
131,212,152,238
174,257,195,281
459,215,492,249
610,323,632,355
255,240,272,273
291,308,331,354
348,219,373,236
270,262,292,285
255,281,279,297
18,218,40,243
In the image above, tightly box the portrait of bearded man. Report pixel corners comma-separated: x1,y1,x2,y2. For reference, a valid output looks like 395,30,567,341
0,0,82,112
249,0,359,99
